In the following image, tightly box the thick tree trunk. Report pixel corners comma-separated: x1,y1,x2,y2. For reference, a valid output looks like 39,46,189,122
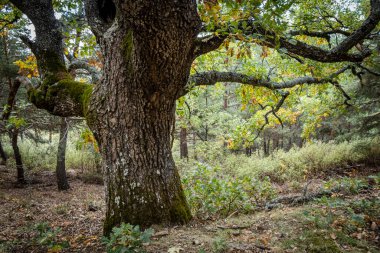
11,129,25,184
180,127,188,160
86,2,200,234
56,118,70,190
12,0,201,235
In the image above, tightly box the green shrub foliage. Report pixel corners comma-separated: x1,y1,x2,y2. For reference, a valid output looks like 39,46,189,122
102,223,154,253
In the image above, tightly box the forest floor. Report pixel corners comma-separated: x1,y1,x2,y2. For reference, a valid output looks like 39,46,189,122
0,165,379,253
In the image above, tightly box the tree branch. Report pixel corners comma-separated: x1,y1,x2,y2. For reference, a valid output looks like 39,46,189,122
193,34,226,57
356,63,380,76
84,0,114,37
244,21,372,62
204,0,380,63
19,35,37,54
252,91,290,141
10,0,93,118
332,0,380,54
185,67,350,93
68,60,101,83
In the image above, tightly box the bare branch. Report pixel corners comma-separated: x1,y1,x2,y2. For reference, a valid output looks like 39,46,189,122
19,35,36,53
330,81,352,106
252,91,290,141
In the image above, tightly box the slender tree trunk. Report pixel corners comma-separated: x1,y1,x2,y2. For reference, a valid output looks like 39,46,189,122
180,127,188,160
223,83,228,110
263,134,267,157
245,147,252,156
56,118,70,190
204,89,209,141
0,140,7,165
193,131,197,160
11,129,25,184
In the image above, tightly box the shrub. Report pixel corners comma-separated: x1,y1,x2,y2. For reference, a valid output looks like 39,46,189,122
182,163,277,219
212,235,228,253
102,223,154,253
323,177,369,194
33,222,69,252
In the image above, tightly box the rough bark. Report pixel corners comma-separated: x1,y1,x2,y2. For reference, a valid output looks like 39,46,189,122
56,118,70,191
11,129,24,184
84,0,201,234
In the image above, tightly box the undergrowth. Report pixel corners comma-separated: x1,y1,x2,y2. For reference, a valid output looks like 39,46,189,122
282,197,380,252
182,163,277,219
177,137,380,184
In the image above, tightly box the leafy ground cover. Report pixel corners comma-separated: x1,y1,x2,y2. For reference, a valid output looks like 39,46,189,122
0,163,379,253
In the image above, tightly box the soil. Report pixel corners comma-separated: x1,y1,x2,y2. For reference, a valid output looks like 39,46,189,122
0,165,379,253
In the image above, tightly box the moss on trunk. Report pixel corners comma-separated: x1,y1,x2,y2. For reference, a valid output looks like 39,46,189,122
28,76,92,117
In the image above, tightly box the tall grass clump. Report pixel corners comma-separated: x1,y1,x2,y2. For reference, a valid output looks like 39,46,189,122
232,137,380,183
175,137,380,184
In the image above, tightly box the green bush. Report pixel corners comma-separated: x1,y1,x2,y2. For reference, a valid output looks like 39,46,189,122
182,163,277,219
212,235,228,253
323,177,369,194
102,223,154,253
33,222,69,251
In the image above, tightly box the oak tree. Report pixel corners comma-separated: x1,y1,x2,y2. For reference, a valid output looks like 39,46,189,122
6,0,380,234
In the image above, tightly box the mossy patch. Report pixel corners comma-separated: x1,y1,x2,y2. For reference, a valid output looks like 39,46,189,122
48,79,92,106
283,230,342,252
169,189,192,224
29,77,93,117
122,29,133,60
